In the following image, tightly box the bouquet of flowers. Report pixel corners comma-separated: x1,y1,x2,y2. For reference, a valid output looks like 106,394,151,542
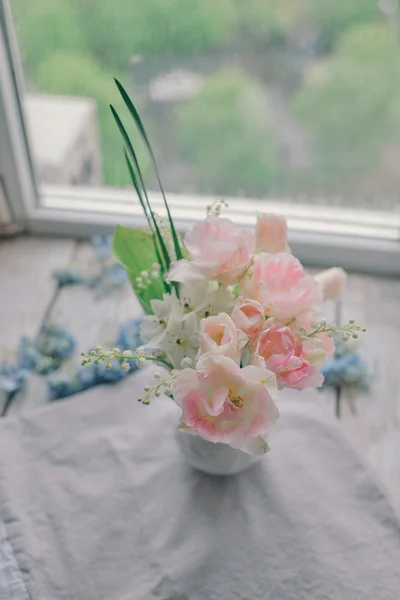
82,80,365,456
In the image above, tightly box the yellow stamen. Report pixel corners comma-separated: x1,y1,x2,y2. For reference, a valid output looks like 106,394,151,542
228,391,244,408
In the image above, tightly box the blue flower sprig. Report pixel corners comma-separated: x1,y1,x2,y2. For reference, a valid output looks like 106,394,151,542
321,333,370,395
0,322,76,415
47,318,143,400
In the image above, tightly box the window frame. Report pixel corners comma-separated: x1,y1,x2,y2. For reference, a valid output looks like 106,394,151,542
1,0,399,275
0,0,39,220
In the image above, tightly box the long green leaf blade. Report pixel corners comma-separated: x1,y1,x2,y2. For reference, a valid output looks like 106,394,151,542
124,149,165,276
123,149,168,283
123,148,151,227
114,78,183,261
110,105,171,273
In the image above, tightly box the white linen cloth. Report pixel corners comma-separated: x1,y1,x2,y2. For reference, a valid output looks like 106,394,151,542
0,369,399,600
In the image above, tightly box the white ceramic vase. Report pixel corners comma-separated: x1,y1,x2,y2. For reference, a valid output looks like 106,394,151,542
175,430,261,476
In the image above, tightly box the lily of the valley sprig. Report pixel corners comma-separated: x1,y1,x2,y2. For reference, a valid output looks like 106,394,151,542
83,80,365,457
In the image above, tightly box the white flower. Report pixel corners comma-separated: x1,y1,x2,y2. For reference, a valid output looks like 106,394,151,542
181,357,193,368
145,311,199,369
151,289,182,320
167,260,206,288
140,290,182,343
167,260,211,310
140,316,166,343
196,283,234,319
169,269,235,319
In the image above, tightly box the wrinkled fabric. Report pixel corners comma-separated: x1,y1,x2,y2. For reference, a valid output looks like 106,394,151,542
0,518,30,600
0,370,399,600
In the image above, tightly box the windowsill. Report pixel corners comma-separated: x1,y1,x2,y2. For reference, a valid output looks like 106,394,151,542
24,184,400,276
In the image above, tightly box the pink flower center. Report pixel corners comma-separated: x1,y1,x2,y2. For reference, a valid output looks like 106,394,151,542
242,305,259,318
213,329,225,345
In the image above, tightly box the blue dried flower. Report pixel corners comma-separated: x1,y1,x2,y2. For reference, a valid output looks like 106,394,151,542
17,324,76,375
321,334,370,393
0,364,29,396
48,318,143,400
53,269,87,287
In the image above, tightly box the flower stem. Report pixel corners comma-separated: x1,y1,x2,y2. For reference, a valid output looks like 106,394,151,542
81,348,173,371
307,319,366,340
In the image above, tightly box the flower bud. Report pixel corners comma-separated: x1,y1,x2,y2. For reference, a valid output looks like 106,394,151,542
315,267,347,301
255,214,291,254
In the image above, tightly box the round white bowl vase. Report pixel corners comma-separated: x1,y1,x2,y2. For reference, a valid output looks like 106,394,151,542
175,430,261,476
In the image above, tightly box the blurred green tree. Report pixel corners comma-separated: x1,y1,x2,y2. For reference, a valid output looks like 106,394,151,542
70,0,237,68
177,72,280,196
292,23,400,187
306,0,385,45
11,0,86,79
233,0,307,47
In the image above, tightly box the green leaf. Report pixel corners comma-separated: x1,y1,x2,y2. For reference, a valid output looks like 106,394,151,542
122,148,170,276
112,225,166,314
123,148,167,275
110,104,171,271
110,105,172,274
123,147,152,228
114,78,183,261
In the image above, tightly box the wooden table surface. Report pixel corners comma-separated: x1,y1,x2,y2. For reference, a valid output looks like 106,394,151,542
1,234,399,512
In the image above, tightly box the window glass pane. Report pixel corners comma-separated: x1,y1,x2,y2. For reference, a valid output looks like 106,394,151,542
10,0,400,211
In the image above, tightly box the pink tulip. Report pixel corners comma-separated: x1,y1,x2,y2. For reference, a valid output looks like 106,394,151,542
172,354,279,455
252,319,326,390
199,312,247,364
183,215,254,286
275,357,324,390
231,298,265,341
242,252,322,321
255,214,291,254
253,320,297,372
